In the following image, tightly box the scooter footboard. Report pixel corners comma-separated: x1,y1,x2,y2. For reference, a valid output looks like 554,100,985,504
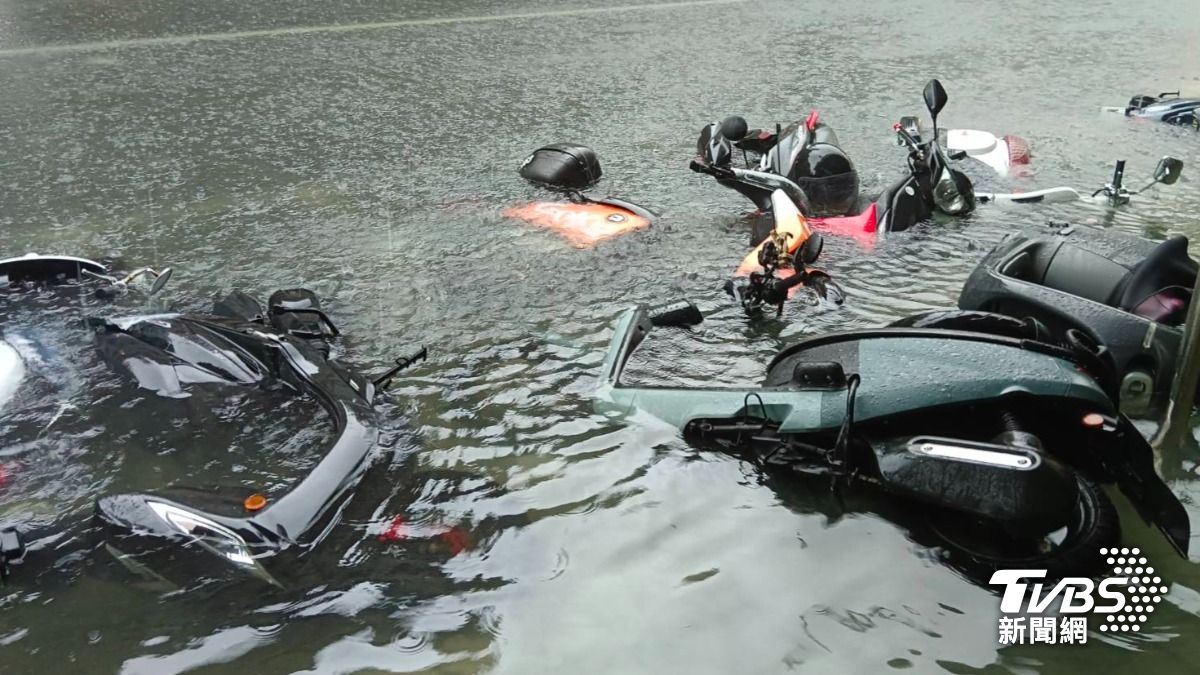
868,436,1078,537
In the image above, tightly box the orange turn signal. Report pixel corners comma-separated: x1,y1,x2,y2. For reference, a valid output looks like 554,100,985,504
244,494,268,512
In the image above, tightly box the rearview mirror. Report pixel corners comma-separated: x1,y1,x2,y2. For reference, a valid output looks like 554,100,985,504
1153,157,1183,185
149,267,173,295
923,79,948,120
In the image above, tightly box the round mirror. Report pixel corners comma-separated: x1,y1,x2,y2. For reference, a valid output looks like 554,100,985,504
1154,157,1184,185
149,267,173,296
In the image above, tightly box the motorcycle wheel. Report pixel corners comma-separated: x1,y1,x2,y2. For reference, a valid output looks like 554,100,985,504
927,474,1118,578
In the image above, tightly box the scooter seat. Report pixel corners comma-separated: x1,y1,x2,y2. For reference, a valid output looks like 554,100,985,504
1039,243,1128,306
1113,235,1197,313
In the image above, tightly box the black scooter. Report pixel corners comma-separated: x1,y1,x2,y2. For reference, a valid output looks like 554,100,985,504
694,110,861,216
692,80,977,245
0,254,426,587
959,227,1199,416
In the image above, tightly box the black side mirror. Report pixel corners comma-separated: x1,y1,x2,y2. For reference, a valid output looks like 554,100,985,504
923,79,948,122
1153,156,1184,185
719,116,748,140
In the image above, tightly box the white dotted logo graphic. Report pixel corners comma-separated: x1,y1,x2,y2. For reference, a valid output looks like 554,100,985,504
1097,547,1168,633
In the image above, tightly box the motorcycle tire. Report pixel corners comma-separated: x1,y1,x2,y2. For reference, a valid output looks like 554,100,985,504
927,474,1118,578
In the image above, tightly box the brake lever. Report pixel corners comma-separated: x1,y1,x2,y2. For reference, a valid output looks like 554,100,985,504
893,125,924,159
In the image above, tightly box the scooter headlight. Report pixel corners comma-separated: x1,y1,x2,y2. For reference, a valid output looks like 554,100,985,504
147,501,256,566
933,167,976,215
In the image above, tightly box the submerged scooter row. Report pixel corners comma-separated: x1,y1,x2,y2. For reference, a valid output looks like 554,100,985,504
563,80,1194,578
509,78,1186,321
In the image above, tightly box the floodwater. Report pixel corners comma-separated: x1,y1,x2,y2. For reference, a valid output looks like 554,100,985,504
2,0,1200,672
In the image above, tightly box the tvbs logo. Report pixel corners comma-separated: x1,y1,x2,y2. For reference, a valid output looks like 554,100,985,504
988,547,1169,645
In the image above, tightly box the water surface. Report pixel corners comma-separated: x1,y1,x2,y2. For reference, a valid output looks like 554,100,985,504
2,0,1200,672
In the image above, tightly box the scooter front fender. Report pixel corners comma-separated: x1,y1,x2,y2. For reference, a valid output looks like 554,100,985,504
875,174,931,233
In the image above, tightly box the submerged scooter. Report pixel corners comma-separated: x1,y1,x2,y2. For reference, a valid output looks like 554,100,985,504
943,128,1032,178
595,302,1189,576
693,110,861,216
505,143,657,247
0,254,427,587
724,190,844,316
959,228,1198,417
692,79,977,245
1104,91,1200,130
976,156,1184,208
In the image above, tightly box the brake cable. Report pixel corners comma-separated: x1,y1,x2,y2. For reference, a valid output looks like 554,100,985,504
831,374,862,467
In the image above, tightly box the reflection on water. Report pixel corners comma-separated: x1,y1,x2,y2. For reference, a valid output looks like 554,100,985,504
2,0,1200,672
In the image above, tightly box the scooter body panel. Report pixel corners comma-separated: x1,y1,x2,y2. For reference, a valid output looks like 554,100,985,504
598,308,1112,435
959,234,1185,412
595,304,1189,557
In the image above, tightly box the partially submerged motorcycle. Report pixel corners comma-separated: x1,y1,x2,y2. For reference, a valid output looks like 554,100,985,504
943,128,1032,178
691,79,977,244
1104,91,1200,130
977,156,1184,208
594,302,1189,576
0,254,426,587
505,143,657,247
959,228,1198,417
694,110,861,216
724,189,845,317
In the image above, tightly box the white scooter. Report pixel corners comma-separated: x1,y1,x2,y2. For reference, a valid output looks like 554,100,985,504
976,156,1183,208
898,116,1032,178
1102,91,1200,129
944,128,1032,177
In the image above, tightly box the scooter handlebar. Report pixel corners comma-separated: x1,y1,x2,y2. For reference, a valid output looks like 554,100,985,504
893,124,921,151
689,158,735,180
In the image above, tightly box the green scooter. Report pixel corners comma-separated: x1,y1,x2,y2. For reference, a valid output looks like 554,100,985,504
595,303,1189,576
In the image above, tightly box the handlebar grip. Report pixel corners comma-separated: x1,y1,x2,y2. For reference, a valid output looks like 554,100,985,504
649,300,703,328
893,125,918,148
690,158,736,180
